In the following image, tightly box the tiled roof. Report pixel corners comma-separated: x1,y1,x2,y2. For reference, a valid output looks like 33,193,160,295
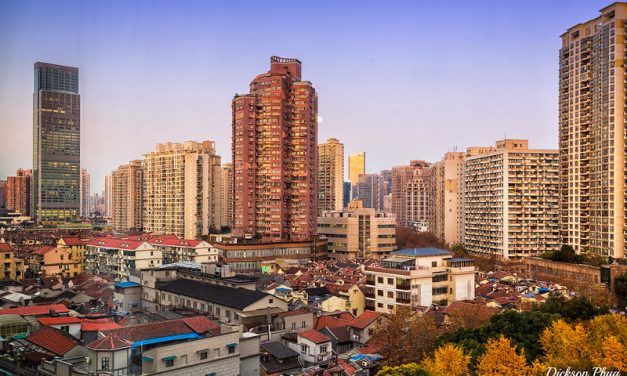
61,238,85,246
182,316,220,335
149,236,204,248
314,315,351,330
158,278,271,310
0,304,69,316
349,310,380,329
26,326,78,356
0,243,12,251
33,245,56,255
81,318,122,331
87,333,133,350
299,330,331,344
86,237,149,250
275,309,311,318
38,316,83,325
101,317,214,342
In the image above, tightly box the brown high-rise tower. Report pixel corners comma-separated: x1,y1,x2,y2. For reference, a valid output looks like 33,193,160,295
232,56,318,241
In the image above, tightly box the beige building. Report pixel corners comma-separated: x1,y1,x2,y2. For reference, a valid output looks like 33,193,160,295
560,3,627,259
391,160,431,228
85,238,162,280
143,141,223,239
365,248,475,313
79,169,90,218
111,160,143,231
348,152,365,186
318,200,396,259
318,138,345,213
464,139,560,259
429,152,465,246
220,163,233,230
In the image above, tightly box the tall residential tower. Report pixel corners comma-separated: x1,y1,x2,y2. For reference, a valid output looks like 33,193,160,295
33,62,80,223
318,138,344,213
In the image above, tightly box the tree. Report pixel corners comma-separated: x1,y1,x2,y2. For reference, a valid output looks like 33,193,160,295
614,272,627,308
544,244,582,263
376,363,431,376
475,336,530,376
537,295,609,322
587,314,627,351
422,343,470,376
592,335,627,371
539,319,593,370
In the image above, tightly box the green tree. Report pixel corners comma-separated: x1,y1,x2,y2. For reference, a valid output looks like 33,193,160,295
536,295,609,322
614,272,627,307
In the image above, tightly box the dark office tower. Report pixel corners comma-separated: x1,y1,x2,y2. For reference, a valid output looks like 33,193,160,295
232,56,318,241
32,62,80,224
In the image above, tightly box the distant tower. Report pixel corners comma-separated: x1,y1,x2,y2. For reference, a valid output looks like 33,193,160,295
33,62,80,223
232,56,318,241
318,138,344,214
80,169,90,217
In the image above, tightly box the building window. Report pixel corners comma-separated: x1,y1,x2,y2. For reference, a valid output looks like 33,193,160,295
269,298,273,303
302,321,306,328
101,357,110,370
301,344,308,354
387,278,393,285
165,359,174,367
320,345,328,353
432,261,437,267
387,291,393,298
291,322,296,330
377,290,383,297
228,345,236,354
200,351,208,360
377,277,383,283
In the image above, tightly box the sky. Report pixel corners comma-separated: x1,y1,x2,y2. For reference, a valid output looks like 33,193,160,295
0,0,611,193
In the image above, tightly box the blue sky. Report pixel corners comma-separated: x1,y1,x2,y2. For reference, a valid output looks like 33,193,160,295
0,0,610,192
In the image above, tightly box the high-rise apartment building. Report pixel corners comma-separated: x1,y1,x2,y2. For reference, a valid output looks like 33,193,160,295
391,160,431,228
429,152,465,246
104,175,112,218
232,56,318,241
220,163,233,230
112,160,143,231
348,152,366,186
355,173,385,211
343,182,351,209
80,169,90,217
318,199,396,259
464,140,560,259
0,180,6,209
33,62,81,223
318,138,344,214
6,169,32,216
143,141,222,239
559,3,627,259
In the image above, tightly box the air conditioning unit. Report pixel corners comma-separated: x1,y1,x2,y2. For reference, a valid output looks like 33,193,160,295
352,335,360,341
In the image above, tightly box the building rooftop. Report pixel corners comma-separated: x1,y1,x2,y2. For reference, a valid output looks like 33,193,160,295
26,326,78,356
392,248,453,257
299,329,331,344
113,281,141,288
0,304,69,316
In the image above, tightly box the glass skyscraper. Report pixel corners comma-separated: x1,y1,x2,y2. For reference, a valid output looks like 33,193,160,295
33,62,80,223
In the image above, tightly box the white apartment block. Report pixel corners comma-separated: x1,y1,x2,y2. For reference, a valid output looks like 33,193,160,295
85,238,162,280
464,139,560,259
364,248,475,313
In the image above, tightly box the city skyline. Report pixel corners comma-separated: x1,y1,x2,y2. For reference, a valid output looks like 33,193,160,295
0,0,609,192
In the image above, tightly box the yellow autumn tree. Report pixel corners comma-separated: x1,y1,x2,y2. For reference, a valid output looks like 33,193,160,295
592,335,627,371
475,336,531,376
540,319,593,370
422,343,470,376
587,314,627,350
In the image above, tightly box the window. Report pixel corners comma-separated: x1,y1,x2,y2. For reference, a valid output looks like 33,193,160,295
387,291,393,298
228,345,236,354
432,261,437,267
320,345,328,353
269,298,273,303
377,290,383,297
302,321,306,328
200,351,208,360
101,357,110,370
377,277,383,283
213,348,220,358
387,278,393,285
165,359,174,367
301,344,308,354
291,322,296,330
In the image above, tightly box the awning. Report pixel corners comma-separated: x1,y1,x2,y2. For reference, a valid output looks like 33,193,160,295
131,333,203,349
142,356,153,362
162,355,177,361
226,343,237,348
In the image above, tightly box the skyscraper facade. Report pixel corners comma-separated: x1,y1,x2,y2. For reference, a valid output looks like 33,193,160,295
559,3,627,259
33,62,80,224
355,173,385,211
80,169,90,217
429,152,465,246
6,169,32,216
391,160,431,228
464,140,560,259
112,160,143,231
104,175,112,218
232,56,318,241
143,141,222,239
220,163,233,230
318,138,344,214
348,152,366,186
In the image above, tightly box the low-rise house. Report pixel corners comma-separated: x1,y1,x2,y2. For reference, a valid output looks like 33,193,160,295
85,238,162,280
0,241,25,280
149,235,218,264
293,330,333,367
23,326,87,361
31,246,81,278
113,281,142,313
260,341,301,375
272,309,314,332
0,303,70,317
37,316,83,339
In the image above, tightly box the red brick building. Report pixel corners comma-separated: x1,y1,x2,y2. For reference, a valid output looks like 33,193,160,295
232,56,318,241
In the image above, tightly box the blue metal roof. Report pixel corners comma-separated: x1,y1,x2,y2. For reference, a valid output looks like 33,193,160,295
114,281,141,288
392,248,453,257
447,258,474,262
131,333,203,349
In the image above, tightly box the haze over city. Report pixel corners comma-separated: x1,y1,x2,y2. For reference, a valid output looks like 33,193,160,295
0,0,609,191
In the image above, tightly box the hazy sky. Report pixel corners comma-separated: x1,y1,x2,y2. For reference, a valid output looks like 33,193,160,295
0,0,609,192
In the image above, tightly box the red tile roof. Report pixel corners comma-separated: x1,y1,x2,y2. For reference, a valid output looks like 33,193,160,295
182,317,220,335
349,310,380,329
38,317,83,326
275,309,311,318
81,318,122,332
314,315,351,330
86,333,133,351
86,237,148,250
0,304,69,317
149,236,204,248
61,238,85,246
26,326,78,356
33,245,56,255
299,330,331,344
0,243,12,251
101,317,211,342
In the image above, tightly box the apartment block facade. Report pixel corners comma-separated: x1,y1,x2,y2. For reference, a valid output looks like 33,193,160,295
6,169,32,217
318,138,344,214
429,152,465,246
348,152,366,186
391,160,431,228
111,160,143,231
143,141,223,239
559,3,627,258
364,248,475,313
355,173,385,211
232,56,318,241
220,163,233,230
33,62,80,224
79,169,90,217
318,200,396,259
464,140,560,259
